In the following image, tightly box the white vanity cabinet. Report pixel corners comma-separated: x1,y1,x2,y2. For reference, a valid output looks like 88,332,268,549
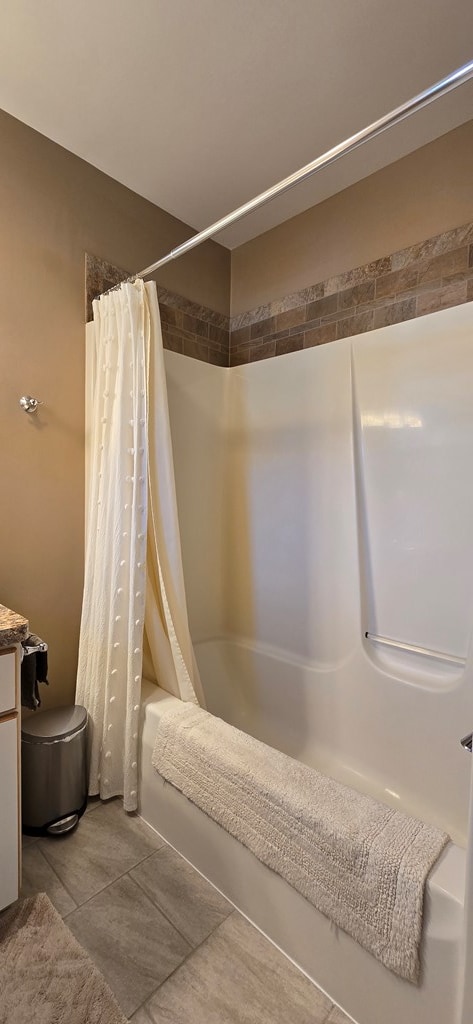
0,647,20,911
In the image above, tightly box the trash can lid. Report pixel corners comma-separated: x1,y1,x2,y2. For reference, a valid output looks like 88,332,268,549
21,705,87,742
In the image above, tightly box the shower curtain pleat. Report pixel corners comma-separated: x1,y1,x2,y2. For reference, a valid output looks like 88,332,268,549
76,279,202,811
145,285,205,708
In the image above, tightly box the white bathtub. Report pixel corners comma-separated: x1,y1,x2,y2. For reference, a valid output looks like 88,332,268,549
138,640,466,1024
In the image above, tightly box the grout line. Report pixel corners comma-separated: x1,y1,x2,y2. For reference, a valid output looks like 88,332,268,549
129,870,195,948
36,846,78,908
61,873,123,920
60,848,162,918
127,995,154,1022
30,843,79,911
40,804,166,913
21,834,40,846
84,799,103,815
130,862,233,950
132,910,335,1024
127,1005,153,1023
129,911,239,1019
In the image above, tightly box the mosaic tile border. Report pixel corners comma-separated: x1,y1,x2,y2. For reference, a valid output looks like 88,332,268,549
229,222,473,366
85,254,230,366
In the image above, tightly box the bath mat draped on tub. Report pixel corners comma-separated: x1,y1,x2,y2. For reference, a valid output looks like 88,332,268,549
152,702,449,983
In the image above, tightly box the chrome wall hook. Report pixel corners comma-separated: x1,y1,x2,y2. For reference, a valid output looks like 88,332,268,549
19,395,43,414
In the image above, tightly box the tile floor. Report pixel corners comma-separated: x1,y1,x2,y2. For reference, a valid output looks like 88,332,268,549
21,799,352,1023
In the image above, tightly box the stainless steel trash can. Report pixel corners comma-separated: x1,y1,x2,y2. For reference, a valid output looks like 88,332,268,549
21,705,88,836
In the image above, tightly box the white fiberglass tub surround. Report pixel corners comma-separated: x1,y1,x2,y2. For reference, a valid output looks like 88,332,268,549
137,303,473,1024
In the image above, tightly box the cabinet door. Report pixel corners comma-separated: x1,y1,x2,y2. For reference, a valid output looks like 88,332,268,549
0,716,19,910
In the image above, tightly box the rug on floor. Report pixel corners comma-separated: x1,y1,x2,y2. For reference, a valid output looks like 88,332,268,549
0,892,127,1024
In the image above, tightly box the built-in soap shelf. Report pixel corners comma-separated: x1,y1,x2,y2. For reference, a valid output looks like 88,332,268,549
365,631,465,667
363,628,465,688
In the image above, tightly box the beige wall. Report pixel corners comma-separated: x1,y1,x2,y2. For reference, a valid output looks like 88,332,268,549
231,120,473,316
0,109,229,710
4,104,473,712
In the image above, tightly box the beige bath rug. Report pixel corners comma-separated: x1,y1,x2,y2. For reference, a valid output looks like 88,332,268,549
0,893,127,1024
152,701,449,983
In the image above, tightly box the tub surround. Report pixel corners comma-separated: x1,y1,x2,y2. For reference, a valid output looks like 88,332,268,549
160,302,473,844
229,220,473,364
0,604,28,648
86,254,230,367
145,302,473,1023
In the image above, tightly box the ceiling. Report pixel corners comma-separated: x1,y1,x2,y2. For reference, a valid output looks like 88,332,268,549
1,0,472,249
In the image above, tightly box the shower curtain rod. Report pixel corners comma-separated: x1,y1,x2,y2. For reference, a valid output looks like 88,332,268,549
107,59,473,292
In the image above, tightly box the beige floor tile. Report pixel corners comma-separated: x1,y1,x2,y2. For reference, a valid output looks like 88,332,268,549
84,796,103,814
21,833,39,848
21,844,77,917
38,799,164,904
66,874,191,1017
130,845,232,946
145,911,332,1024
128,1008,153,1023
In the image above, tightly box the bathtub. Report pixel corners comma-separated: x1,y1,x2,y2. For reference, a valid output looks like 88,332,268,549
138,639,466,1024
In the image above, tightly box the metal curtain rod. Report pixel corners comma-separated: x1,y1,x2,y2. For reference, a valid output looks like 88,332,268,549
109,59,473,291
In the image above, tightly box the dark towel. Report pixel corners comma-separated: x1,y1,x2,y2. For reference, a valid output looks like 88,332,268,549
21,634,48,710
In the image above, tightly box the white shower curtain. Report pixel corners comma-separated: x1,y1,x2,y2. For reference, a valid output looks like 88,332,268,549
76,279,202,811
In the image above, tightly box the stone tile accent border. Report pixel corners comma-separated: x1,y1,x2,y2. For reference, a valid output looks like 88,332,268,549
230,222,473,365
159,302,229,367
85,254,129,322
86,221,473,370
85,254,230,367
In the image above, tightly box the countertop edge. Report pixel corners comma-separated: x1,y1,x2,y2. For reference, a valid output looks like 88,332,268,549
0,605,30,649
